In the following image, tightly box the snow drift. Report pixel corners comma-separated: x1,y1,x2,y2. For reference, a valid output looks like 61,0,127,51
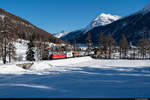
0,56,150,75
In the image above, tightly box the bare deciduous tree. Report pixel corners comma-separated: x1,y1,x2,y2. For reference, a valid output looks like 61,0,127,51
137,37,148,59
119,34,128,59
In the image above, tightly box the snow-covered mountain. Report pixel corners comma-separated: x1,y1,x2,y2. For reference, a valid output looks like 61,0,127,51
84,13,120,32
53,30,68,38
61,13,120,42
62,3,150,45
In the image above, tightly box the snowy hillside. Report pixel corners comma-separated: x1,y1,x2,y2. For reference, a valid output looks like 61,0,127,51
53,30,68,38
84,13,120,32
0,57,150,97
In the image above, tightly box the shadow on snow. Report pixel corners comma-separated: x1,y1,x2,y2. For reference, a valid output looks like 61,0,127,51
0,66,150,98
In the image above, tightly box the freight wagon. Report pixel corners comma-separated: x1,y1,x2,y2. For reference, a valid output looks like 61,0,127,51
73,52,81,57
49,51,88,60
66,52,73,58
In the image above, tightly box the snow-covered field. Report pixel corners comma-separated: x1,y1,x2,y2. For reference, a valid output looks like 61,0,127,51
0,57,150,98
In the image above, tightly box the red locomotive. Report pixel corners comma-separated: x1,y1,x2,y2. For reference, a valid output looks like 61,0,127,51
50,54,66,59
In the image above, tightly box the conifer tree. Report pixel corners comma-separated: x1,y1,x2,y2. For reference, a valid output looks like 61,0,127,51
26,39,35,61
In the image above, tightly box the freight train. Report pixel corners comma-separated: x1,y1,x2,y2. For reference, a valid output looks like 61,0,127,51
49,52,86,60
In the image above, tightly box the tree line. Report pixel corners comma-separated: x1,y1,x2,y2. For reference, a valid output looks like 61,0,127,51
86,31,150,60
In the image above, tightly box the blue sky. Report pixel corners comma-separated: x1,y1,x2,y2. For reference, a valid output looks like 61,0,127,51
0,0,150,34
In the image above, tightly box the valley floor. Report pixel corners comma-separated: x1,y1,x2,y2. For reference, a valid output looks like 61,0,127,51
0,57,150,98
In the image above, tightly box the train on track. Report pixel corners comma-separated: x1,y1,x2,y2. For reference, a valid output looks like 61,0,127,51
49,51,90,60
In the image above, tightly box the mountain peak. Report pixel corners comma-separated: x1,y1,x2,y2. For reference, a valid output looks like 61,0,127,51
84,13,120,33
95,13,120,25
54,30,68,38
99,13,119,18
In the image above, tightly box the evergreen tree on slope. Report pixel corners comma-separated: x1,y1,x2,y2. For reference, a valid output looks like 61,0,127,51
26,39,35,61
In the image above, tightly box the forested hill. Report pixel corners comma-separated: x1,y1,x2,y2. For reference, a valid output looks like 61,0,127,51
0,8,62,44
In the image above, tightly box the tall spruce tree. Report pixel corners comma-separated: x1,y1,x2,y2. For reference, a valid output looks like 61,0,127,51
26,39,35,61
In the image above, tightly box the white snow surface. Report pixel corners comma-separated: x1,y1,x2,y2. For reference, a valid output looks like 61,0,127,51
1,57,150,97
14,40,28,61
0,57,150,75
84,13,120,32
